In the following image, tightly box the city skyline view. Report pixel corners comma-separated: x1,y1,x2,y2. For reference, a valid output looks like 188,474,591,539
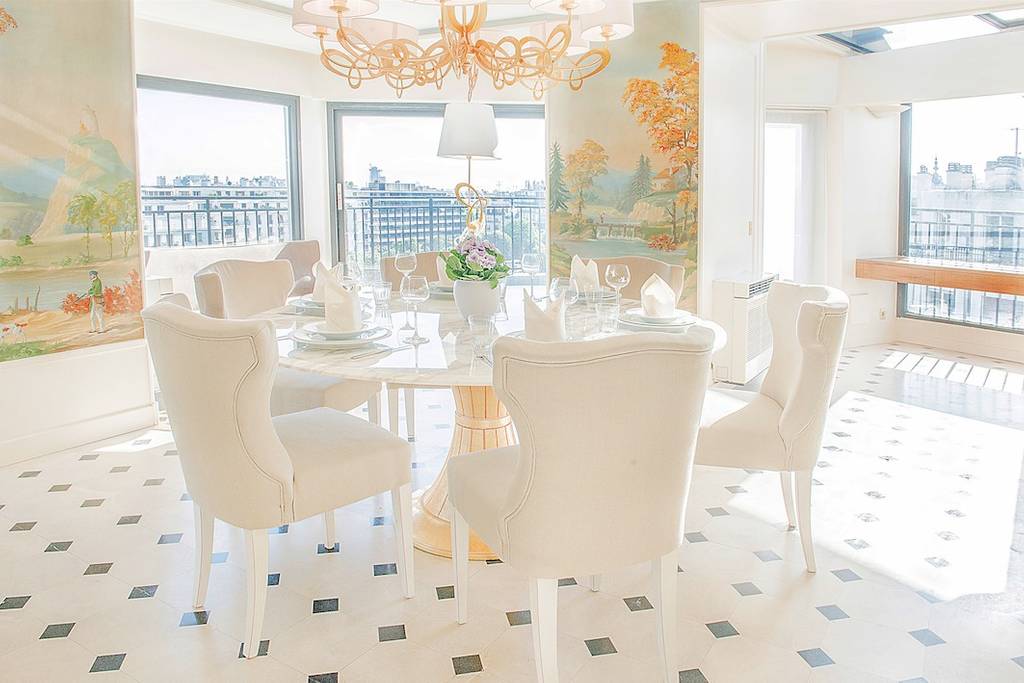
912,93,1024,177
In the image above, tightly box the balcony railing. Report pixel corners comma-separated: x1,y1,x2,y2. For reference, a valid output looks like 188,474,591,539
903,206,1024,332
343,192,547,271
141,198,292,248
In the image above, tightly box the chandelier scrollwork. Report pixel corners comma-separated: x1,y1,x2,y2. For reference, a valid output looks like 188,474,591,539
294,0,631,99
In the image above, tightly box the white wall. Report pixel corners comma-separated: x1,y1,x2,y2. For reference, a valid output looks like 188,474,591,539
698,11,763,315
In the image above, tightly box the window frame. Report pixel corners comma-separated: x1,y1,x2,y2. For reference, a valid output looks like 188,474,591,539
135,75,304,241
326,101,544,267
897,103,1023,334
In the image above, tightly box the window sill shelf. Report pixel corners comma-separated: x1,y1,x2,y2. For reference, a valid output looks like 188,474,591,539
855,257,1024,296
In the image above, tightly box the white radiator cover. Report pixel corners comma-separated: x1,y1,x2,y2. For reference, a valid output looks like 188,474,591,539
711,275,777,384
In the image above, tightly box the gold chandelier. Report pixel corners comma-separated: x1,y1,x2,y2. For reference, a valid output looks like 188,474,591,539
292,0,634,99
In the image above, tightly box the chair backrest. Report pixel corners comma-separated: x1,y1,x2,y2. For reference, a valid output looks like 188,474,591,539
760,281,849,470
491,330,714,576
381,251,441,288
142,301,293,529
592,256,685,303
194,259,294,319
276,240,321,296
157,292,192,309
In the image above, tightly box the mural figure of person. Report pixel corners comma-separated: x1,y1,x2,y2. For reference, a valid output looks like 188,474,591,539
87,270,104,333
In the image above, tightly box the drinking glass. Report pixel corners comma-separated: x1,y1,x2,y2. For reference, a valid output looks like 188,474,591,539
400,275,430,344
395,252,417,331
467,314,498,363
372,281,393,311
496,278,509,321
521,252,542,300
596,302,619,333
363,266,383,287
548,277,579,306
605,263,630,302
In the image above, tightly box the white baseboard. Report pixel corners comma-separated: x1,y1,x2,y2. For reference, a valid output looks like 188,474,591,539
0,402,158,468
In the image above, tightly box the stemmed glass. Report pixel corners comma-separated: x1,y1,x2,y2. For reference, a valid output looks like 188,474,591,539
605,263,631,303
400,275,430,344
521,252,542,300
548,277,579,306
468,314,497,365
394,252,417,331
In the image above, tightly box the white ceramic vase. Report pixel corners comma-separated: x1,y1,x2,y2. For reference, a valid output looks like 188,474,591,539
453,279,500,319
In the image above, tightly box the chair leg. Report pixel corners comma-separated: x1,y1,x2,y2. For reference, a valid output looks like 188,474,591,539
243,529,269,658
587,574,601,592
388,387,400,436
529,578,559,683
780,471,797,530
794,470,817,573
367,392,381,426
403,387,416,441
653,549,678,683
451,506,469,625
391,483,415,599
323,510,336,551
192,502,214,609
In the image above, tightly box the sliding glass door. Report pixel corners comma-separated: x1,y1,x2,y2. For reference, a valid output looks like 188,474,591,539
328,103,546,274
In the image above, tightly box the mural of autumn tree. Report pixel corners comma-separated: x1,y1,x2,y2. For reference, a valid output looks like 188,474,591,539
564,139,608,229
548,142,570,213
623,42,700,250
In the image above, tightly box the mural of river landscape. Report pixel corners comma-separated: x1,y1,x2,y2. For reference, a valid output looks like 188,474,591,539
547,0,699,310
0,0,142,362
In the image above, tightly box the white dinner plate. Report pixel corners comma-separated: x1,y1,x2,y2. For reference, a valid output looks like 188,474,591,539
430,281,454,293
621,307,696,326
302,322,383,340
291,326,390,349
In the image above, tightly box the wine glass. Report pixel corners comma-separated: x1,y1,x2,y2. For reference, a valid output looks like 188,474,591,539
604,263,630,303
400,275,430,344
394,252,417,331
548,276,579,306
521,252,542,300
468,314,497,364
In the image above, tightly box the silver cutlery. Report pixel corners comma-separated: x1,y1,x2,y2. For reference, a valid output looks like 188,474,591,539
351,344,412,360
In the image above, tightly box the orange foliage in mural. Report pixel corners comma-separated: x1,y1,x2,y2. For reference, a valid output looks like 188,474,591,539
61,270,143,316
564,139,609,226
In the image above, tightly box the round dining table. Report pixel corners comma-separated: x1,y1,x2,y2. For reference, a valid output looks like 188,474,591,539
264,286,726,561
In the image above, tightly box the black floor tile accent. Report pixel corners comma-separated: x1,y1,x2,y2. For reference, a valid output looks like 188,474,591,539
179,610,210,626
831,568,862,582
129,585,158,599
452,654,483,675
10,521,36,531
211,552,228,564
317,543,339,554
0,596,30,610
506,610,531,626
584,637,617,656
80,498,104,508
84,562,113,575
117,515,141,526
435,585,455,600
90,654,126,672
268,573,281,586
45,541,73,552
40,622,75,639
679,670,710,683
238,640,270,658
816,604,849,621
378,624,406,642
158,533,183,545
109,466,131,473
684,532,707,543
797,648,835,667
623,596,653,612
731,582,762,596
18,470,41,478
557,577,576,587
706,621,739,638
312,598,339,614
308,674,338,683
48,484,71,492
373,563,397,576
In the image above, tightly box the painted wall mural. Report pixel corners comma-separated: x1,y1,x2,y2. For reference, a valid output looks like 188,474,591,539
547,0,700,310
0,0,142,362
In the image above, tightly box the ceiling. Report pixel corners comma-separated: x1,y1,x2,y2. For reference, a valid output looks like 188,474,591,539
134,0,595,53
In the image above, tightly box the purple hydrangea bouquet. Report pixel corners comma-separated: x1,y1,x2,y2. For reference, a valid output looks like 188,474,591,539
440,235,511,289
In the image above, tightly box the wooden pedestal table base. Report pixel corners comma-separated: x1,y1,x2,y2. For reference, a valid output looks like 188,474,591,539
412,385,515,560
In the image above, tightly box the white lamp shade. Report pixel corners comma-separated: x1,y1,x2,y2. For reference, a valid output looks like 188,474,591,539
437,102,498,160
342,17,419,44
530,18,589,56
302,0,379,19
529,0,605,17
580,0,634,41
292,0,338,40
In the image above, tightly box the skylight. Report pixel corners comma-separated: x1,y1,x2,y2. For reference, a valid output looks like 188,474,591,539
821,11,1021,54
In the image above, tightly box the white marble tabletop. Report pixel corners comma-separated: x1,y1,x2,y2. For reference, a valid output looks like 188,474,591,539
262,286,726,388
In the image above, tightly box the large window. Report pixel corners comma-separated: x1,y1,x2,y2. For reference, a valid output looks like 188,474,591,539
329,103,546,273
899,95,1024,332
136,77,301,248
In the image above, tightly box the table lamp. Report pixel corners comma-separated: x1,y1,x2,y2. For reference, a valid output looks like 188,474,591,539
438,101,498,237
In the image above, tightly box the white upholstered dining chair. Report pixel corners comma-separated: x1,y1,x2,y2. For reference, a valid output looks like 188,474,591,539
449,331,715,683
193,258,383,427
592,255,685,303
695,281,849,573
378,251,443,442
142,301,415,658
275,239,322,297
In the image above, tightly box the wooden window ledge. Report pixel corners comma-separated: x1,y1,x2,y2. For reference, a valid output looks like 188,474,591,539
856,257,1024,296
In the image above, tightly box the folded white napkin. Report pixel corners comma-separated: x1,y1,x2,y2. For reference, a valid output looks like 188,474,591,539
436,256,454,287
324,279,363,332
640,274,677,318
570,255,600,293
310,262,332,303
523,291,566,342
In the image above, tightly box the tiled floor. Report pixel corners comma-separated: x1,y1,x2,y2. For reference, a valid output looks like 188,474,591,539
1,342,1022,682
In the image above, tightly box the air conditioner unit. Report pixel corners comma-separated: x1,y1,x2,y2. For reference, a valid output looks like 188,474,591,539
711,274,777,384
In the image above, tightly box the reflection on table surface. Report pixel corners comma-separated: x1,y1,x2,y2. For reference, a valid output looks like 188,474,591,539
262,285,724,388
